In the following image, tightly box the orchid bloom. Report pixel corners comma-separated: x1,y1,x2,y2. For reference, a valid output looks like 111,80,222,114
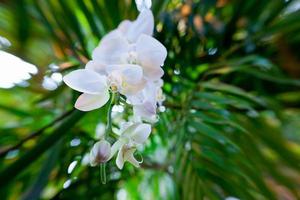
63,64,147,111
90,140,111,166
85,9,154,75
128,79,165,122
63,69,110,111
64,2,166,172
63,8,167,111
105,64,146,95
88,9,167,81
89,32,167,81
110,122,151,169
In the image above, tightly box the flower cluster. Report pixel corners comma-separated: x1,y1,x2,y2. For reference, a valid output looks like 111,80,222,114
63,8,166,169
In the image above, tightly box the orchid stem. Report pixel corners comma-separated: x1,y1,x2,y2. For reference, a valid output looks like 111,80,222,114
106,92,115,137
100,92,115,185
106,93,115,136
100,163,106,184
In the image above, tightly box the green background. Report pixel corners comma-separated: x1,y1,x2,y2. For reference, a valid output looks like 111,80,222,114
1,0,300,199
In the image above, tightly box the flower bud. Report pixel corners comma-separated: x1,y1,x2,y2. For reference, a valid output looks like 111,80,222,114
90,140,111,166
135,0,152,12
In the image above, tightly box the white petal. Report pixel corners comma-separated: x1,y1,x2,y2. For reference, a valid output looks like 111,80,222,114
118,20,133,34
116,147,125,169
154,79,164,87
137,34,167,80
133,102,157,122
110,139,127,160
92,30,129,64
137,34,167,67
119,122,134,134
89,151,97,167
63,69,107,94
121,79,146,96
106,64,143,84
145,81,160,101
85,60,106,75
131,123,151,144
75,91,109,111
142,67,164,81
90,140,111,166
126,9,154,43
128,81,157,105
135,0,152,12
127,91,144,105
106,64,146,95
124,148,140,168
122,123,141,137
122,65,144,84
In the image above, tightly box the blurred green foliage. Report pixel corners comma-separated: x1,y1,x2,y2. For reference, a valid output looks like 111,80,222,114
1,0,300,199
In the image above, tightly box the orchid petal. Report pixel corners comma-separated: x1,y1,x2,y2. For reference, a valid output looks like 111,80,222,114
106,64,143,84
154,79,164,87
137,34,167,67
118,20,133,34
124,148,140,168
85,60,106,75
133,102,157,122
128,81,157,105
122,65,144,84
63,69,107,94
121,79,146,96
116,146,125,169
75,91,109,111
142,67,164,81
90,153,98,167
122,123,141,138
145,81,160,102
135,0,152,12
106,64,146,95
92,30,129,64
110,139,127,159
126,9,154,43
127,91,144,105
131,123,151,144
90,140,111,166
137,34,167,80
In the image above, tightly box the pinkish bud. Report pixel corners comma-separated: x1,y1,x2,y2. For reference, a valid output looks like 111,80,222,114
90,140,111,166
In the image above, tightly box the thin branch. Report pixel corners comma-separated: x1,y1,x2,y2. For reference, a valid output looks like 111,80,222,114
0,109,75,158
141,162,169,173
0,110,85,187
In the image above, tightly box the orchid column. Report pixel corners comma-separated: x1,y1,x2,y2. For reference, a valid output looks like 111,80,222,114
62,0,167,183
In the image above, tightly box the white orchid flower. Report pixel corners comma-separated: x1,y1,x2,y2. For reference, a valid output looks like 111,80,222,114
86,8,154,74
106,64,146,95
90,32,167,81
110,122,151,169
117,8,154,43
87,9,167,81
63,69,110,111
90,140,111,166
128,80,165,122
62,1,165,173
63,64,147,111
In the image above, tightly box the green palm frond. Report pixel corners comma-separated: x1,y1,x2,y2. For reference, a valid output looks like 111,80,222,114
0,0,300,199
